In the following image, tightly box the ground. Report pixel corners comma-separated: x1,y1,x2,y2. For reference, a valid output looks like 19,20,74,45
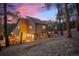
0,30,79,56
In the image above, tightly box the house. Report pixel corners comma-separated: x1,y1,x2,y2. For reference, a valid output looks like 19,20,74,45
12,16,42,43
9,16,55,44
26,16,42,40
26,16,52,39
41,20,55,38
12,16,53,43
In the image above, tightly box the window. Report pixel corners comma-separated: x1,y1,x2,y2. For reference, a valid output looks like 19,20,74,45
29,25,32,29
42,25,46,29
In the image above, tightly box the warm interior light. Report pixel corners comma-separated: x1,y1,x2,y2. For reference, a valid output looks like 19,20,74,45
48,31,51,34
32,35,34,38
29,25,32,29
42,25,46,29
11,32,14,35
23,33,27,39
26,33,34,42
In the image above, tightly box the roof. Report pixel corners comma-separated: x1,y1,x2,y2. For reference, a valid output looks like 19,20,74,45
19,17,29,24
26,16,42,24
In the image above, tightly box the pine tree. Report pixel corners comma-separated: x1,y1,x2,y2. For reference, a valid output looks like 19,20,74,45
75,3,79,31
64,4,72,38
57,3,63,35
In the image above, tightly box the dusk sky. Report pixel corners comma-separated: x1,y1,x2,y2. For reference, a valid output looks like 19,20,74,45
9,3,57,21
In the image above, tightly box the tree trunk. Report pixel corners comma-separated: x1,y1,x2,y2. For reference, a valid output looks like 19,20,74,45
20,32,23,44
64,4,72,38
57,3,63,36
76,3,79,31
4,3,10,47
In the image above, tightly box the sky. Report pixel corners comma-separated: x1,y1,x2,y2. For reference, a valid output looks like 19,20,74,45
9,3,57,21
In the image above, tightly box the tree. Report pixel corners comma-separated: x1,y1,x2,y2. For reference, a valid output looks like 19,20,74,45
4,3,10,47
56,3,63,35
64,4,72,38
75,3,79,31
0,3,19,47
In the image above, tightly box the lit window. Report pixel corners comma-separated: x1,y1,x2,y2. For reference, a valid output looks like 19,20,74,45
48,31,51,34
29,25,32,29
42,25,46,29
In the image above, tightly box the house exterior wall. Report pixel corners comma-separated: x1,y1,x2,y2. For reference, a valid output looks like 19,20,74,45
9,17,51,44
